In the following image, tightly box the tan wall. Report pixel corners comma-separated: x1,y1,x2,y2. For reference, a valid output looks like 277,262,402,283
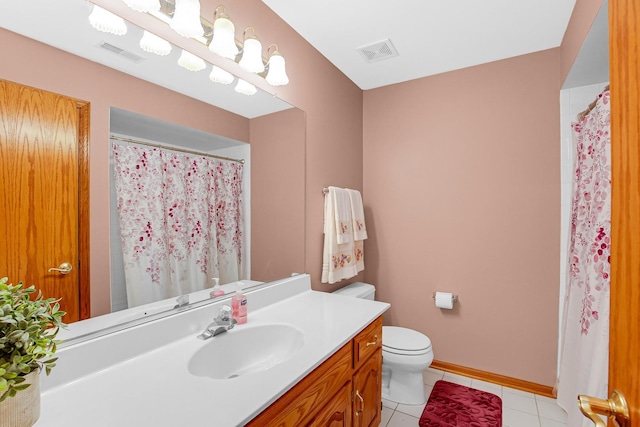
363,49,562,386
197,1,365,291
250,108,306,281
361,0,605,386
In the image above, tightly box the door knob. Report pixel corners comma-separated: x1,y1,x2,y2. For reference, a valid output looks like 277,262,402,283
578,389,630,427
48,262,73,275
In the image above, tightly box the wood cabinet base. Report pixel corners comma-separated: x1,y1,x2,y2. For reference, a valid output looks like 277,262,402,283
248,316,383,427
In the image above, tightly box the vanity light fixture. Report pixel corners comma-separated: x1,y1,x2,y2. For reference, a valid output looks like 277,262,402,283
209,66,234,84
265,44,289,86
234,79,257,96
177,49,206,71
169,0,204,39
122,0,160,13
139,30,172,56
89,5,127,35
208,5,238,60
87,1,289,88
238,26,264,73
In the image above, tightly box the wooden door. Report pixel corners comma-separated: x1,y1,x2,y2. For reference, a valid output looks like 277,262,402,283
352,351,381,427
307,383,352,427
607,0,640,424
580,1,640,425
0,79,90,322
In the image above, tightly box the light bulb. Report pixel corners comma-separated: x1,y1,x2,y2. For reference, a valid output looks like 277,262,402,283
234,79,257,96
209,66,234,85
139,31,172,56
209,14,238,59
122,0,160,13
239,37,264,73
170,0,203,38
89,5,127,36
177,50,205,72
266,52,289,86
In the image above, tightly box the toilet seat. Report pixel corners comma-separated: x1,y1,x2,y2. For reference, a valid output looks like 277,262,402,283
383,326,432,356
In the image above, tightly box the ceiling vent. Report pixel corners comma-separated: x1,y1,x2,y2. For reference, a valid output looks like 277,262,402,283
357,39,398,63
97,41,145,63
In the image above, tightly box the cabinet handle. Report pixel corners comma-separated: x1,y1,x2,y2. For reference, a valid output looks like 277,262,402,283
355,390,364,416
366,334,378,347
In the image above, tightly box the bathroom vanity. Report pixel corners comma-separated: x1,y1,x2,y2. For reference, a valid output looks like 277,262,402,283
249,316,383,426
34,274,389,426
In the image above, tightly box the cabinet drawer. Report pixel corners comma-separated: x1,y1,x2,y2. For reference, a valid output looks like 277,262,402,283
353,316,382,369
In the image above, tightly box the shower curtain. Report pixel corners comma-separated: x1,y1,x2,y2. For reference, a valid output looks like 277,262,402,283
557,89,611,426
112,143,245,308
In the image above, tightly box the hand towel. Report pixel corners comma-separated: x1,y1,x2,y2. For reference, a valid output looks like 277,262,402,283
333,187,352,244
348,189,368,241
322,187,358,284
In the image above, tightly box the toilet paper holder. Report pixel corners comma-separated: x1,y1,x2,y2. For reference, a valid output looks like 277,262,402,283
432,292,458,302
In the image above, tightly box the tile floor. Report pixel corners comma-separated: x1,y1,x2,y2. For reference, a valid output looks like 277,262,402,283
380,367,568,427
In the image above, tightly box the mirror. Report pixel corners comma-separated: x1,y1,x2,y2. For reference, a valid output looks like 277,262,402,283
0,0,306,341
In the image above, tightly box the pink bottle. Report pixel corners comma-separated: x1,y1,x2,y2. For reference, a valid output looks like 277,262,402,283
231,283,247,324
209,277,225,298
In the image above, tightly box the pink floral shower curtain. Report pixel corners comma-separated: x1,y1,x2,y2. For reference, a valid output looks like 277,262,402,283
557,89,611,426
112,143,245,308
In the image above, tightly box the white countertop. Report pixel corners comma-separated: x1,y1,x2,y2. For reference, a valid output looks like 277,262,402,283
34,275,389,427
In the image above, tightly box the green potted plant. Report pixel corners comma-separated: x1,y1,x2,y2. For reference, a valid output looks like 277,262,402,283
0,277,65,427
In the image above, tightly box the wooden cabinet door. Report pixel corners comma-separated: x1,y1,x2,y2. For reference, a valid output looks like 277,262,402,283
307,382,352,427
248,317,384,427
352,351,382,427
247,343,353,427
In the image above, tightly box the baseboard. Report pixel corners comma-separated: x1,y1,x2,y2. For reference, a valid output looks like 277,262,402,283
430,360,555,398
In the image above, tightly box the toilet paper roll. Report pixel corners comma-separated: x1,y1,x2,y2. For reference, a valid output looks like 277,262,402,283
435,292,455,309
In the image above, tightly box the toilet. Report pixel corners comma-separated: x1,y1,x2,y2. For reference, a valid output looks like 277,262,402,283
332,282,434,405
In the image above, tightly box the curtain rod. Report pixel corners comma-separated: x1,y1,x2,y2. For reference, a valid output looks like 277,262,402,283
577,85,610,121
110,135,245,164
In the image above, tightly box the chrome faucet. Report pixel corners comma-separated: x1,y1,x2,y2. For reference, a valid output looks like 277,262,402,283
197,305,237,340
174,294,189,309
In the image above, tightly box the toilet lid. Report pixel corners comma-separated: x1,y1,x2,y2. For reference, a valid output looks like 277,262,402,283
383,326,432,354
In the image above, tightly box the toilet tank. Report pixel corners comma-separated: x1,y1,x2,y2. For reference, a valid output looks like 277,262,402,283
331,282,375,301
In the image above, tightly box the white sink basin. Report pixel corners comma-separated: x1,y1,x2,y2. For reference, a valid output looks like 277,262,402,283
188,323,304,379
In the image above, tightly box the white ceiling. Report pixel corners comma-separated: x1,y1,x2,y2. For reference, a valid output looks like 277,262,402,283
0,0,608,119
262,0,578,90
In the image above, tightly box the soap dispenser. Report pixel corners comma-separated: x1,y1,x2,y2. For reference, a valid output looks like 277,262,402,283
210,277,225,298
231,282,247,324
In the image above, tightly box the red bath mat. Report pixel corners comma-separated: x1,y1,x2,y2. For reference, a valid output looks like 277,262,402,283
419,380,502,426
